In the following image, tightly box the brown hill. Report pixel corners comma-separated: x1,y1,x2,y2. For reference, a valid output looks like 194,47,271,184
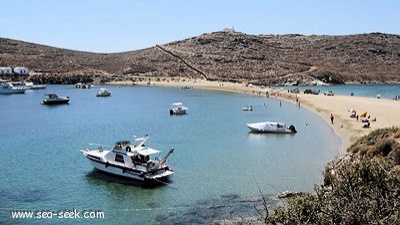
1,31,400,85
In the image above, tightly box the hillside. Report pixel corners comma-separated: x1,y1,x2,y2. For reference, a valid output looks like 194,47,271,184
1,31,400,85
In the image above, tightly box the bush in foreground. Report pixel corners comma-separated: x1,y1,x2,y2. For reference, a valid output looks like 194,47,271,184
263,128,400,224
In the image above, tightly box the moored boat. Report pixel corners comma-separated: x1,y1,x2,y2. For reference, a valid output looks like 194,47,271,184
0,82,25,94
74,83,93,89
242,106,253,111
14,81,46,90
81,135,174,182
31,84,47,90
96,88,111,97
169,102,188,115
41,93,70,105
247,121,297,134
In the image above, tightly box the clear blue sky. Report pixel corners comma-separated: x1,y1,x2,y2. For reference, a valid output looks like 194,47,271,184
2,0,399,53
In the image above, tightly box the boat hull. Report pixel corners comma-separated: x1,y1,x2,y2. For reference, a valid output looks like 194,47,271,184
170,109,187,115
96,93,111,97
42,99,70,105
0,88,25,94
85,155,173,181
247,122,296,134
0,90,25,94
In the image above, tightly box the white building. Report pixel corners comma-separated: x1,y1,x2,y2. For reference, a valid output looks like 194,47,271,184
0,67,13,75
223,27,235,32
13,67,29,75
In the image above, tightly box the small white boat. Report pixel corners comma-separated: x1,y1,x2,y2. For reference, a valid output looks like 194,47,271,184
169,102,188,115
96,88,111,97
74,83,93,89
0,82,25,94
31,84,47,90
81,135,174,182
246,121,297,134
41,93,70,105
242,106,253,111
15,81,47,90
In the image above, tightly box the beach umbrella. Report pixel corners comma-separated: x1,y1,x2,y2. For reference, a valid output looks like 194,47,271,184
360,112,367,117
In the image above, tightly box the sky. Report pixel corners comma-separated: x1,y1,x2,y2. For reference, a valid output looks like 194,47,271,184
1,0,399,53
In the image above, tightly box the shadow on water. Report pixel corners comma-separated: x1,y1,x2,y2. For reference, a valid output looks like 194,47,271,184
84,169,172,189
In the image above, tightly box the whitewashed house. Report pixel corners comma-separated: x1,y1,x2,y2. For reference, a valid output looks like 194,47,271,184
13,67,29,75
0,67,13,75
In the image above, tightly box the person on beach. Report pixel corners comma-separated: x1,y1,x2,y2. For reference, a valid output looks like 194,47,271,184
330,114,334,124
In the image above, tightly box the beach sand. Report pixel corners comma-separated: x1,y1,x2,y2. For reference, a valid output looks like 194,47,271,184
116,77,400,153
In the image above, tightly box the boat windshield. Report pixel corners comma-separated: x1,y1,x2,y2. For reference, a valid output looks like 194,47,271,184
134,148,160,156
46,94,58,99
114,140,130,149
172,102,184,107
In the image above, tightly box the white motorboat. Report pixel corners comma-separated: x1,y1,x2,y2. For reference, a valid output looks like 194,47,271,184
81,135,174,182
41,93,70,105
74,83,93,89
169,102,188,115
0,82,25,94
96,88,111,97
31,84,47,90
242,106,253,111
15,81,47,90
246,121,297,134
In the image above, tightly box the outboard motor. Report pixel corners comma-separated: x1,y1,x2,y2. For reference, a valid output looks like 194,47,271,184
169,109,174,115
288,125,297,133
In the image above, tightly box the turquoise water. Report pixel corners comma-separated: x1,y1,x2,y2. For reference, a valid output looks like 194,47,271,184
280,84,400,99
0,84,356,224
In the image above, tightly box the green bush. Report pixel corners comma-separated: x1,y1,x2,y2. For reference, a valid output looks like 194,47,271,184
265,157,400,224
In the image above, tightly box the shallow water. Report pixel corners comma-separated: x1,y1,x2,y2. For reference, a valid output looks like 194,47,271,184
0,85,342,224
280,84,400,99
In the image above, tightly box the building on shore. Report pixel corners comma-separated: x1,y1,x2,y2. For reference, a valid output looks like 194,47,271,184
0,67,13,75
13,67,29,75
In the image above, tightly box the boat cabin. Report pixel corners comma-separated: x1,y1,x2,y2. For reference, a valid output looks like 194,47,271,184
113,140,131,151
111,140,160,166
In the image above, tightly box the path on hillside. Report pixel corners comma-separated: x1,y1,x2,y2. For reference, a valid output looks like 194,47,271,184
156,45,208,80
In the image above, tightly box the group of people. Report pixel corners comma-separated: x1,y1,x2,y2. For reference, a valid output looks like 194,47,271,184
330,110,375,129
348,110,376,128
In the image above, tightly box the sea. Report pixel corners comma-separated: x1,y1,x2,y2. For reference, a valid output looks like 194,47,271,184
0,84,398,224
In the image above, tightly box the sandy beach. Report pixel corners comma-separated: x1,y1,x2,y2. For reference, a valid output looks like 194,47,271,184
118,77,400,153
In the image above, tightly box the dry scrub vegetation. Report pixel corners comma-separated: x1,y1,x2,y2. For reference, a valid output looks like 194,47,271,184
1,31,400,85
259,128,400,224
